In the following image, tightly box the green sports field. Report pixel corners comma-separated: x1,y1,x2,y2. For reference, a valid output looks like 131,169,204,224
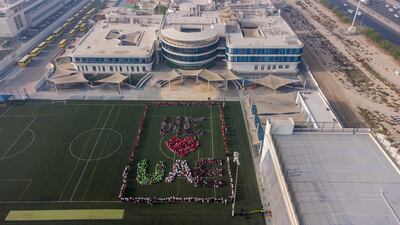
0,100,265,225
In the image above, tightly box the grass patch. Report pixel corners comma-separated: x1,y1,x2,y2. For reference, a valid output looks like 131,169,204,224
361,28,400,60
0,101,264,225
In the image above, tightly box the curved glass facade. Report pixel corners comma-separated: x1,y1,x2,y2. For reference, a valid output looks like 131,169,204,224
226,47,303,55
163,50,217,62
161,38,219,69
161,41,219,55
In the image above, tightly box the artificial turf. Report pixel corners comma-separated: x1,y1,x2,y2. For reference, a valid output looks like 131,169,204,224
0,100,265,225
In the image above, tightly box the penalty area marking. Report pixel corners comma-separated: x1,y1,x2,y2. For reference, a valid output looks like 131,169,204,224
5,209,124,221
1,129,35,161
69,128,123,161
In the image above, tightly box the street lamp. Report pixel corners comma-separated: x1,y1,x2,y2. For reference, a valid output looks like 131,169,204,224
347,0,363,34
232,151,240,216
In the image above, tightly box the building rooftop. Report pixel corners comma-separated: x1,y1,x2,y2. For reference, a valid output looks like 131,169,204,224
274,132,400,225
300,91,341,128
0,0,23,10
72,21,157,57
226,15,302,48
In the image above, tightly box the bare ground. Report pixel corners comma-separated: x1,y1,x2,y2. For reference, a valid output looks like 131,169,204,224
272,0,400,146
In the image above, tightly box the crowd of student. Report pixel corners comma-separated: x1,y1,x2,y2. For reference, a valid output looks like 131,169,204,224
136,160,165,185
218,104,235,196
165,159,194,183
160,116,206,138
118,102,236,204
120,196,234,204
165,136,200,157
118,104,149,200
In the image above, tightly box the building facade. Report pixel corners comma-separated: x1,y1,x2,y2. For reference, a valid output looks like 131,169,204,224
0,0,68,37
161,28,220,69
71,13,163,74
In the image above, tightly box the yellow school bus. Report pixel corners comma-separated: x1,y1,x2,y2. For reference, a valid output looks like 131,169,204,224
62,23,69,30
68,29,77,36
18,55,32,67
67,17,75,24
79,23,86,32
29,47,41,57
58,39,67,48
38,41,48,50
53,27,64,37
45,35,55,44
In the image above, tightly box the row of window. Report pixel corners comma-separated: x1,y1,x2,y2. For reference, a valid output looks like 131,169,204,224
73,55,154,64
226,55,301,62
226,47,303,55
254,64,290,71
162,50,217,63
161,40,219,55
78,65,148,73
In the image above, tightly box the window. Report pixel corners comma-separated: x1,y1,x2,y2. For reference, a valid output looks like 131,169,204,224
102,66,105,72
110,66,113,72
285,65,289,69
92,66,96,72
136,66,139,72
126,66,129,72
142,66,146,72
85,66,88,71
131,66,135,72
254,65,258,70
267,65,271,70
261,65,265,70
278,65,283,69
272,65,276,70
119,66,123,72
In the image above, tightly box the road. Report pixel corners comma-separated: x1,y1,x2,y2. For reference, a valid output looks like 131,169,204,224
325,0,400,44
362,0,400,24
0,0,105,91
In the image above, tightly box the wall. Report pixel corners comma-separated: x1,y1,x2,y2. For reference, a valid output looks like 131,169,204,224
0,0,91,75
75,63,153,74
227,61,299,73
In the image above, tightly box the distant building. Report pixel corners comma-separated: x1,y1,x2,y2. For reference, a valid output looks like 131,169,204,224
225,16,303,73
0,0,70,37
159,0,303,73
71,13,163,74
70,0,303,74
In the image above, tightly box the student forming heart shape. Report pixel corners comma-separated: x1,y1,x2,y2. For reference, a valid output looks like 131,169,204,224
165,136,199,157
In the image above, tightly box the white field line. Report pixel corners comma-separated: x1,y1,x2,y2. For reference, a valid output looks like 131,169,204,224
18,179,33,201
0,105,13,120
69,105,115,201
58,105,107,201
209,106,216,198
0,117,36,162
0,179,33,202
81,107,121,200
0,200,121,204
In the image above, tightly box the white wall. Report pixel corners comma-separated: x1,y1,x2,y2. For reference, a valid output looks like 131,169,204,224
227,62,299,73
74,63,153,74
0,0,91,75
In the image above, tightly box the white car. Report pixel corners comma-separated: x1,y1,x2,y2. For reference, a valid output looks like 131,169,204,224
357,11,363,16
348,9,354,14
395,14,399,18
344,3,348,6
389,8,394,12
385,4,390,7
393,6,399,9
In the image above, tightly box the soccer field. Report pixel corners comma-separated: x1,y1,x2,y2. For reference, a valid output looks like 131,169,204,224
0,101,264,225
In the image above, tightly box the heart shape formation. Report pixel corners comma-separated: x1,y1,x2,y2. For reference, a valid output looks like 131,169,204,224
165,136,199,157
